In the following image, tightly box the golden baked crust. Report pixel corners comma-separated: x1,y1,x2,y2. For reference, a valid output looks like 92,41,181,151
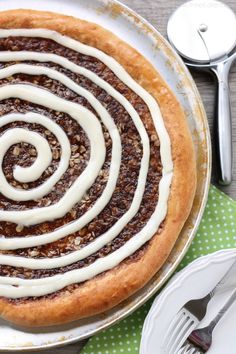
0,9,196,327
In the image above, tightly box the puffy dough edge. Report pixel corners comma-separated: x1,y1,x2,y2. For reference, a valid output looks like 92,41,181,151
0,9,197,327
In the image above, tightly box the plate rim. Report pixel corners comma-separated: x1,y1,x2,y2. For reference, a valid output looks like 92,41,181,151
0,0,211,351
140,248,236,353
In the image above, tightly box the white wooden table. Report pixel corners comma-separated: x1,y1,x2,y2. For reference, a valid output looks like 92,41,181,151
4,1,236,353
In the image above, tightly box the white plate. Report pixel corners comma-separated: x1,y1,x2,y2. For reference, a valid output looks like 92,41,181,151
140,249,236,354
0,0,211,350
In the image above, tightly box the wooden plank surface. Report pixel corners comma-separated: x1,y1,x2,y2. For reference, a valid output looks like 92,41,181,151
4,1,236,353
123,0,236,199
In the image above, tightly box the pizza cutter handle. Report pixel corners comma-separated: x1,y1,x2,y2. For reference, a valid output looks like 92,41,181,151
212,61,233,185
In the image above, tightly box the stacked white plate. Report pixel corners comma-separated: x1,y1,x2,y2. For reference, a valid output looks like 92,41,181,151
140,249,236,354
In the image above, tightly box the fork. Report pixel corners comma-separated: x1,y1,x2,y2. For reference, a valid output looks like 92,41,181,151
162,296,210,353
162,260,236,354
187,287,236,351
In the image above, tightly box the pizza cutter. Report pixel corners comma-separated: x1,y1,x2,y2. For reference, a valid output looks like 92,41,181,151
167,0,236,185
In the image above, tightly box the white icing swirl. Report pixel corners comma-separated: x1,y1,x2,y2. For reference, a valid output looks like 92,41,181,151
0,112,70,201
0,29,173,298
0,84,106,226
10,129,52,184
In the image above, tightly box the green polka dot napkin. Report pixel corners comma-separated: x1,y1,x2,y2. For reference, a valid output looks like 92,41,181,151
81,185,236,354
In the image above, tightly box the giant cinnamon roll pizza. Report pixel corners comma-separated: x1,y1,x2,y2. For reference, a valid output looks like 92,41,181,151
0,10,196,327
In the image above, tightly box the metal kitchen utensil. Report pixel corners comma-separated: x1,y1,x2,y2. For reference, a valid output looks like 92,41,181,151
167,0,236,185
188,287,236,351
162,258,236,353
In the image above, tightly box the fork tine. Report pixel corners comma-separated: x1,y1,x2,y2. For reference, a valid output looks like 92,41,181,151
179,345,188,354
178,344,201,354
178,344,191,354
188,349,196,354
186,344,201,354
169,317,196,352
162,311,184,346
189,348,197,354
167,312,196,354
185,344,195,354
166,313,189,353
162,311,185,350
192,348,198,354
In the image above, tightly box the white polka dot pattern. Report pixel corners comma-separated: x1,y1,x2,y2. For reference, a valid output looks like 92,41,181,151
81,185,236,354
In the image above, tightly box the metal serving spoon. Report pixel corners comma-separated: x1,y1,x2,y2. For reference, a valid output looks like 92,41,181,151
167,0,236,185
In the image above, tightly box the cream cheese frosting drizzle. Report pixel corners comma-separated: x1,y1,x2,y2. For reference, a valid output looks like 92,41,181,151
0,84,106,225
0,29,173,298
0,112,70,201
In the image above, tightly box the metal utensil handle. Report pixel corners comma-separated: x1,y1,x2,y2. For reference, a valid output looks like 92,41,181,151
189,280,236,351
213,61,233,185
209,287,236,330
193,287,236,351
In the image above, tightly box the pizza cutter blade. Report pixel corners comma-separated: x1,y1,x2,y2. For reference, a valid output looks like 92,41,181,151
167,0,236,185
